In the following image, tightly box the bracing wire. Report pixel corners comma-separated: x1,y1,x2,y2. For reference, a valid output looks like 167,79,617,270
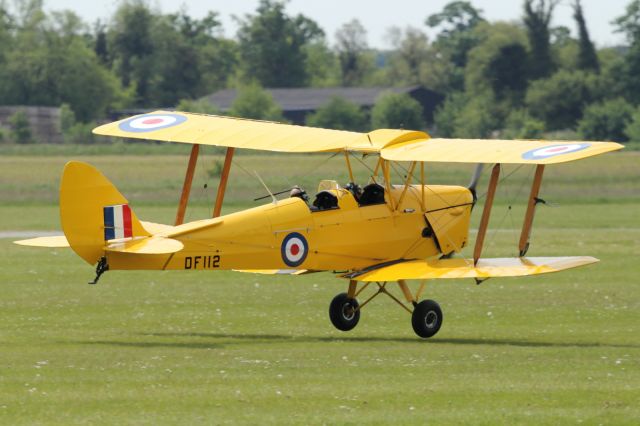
349,152,376,176
231,151,343,202
482,165,535,256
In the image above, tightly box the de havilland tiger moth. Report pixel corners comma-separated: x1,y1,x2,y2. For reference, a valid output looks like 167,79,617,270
15,111,623,338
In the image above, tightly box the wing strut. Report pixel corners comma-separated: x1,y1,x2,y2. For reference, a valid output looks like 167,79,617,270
175,144,235,224
213,147,235,218
518,165,545,256
473,164,500,266
175,144,200,225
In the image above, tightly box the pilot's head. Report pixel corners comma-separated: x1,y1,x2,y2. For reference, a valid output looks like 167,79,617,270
290,186,308,202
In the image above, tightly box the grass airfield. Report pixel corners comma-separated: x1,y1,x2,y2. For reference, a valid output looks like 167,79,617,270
1,149,639,424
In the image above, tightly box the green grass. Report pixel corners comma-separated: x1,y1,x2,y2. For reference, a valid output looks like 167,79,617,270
1,153,639,424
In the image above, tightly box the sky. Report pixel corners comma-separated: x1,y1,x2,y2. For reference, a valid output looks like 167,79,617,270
43,0,631,48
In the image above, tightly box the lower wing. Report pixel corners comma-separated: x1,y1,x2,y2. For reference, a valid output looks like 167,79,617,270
345,256,598,282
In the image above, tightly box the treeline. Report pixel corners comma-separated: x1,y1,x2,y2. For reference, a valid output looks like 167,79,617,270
1,0,640,143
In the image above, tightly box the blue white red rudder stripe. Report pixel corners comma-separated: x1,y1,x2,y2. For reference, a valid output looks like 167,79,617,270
103,204,133,240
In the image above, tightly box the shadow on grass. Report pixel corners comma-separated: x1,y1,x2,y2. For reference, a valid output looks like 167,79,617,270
69,332,640,350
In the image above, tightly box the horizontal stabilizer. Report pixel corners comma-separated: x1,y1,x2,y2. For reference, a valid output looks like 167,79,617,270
14,235,69,248
140,220,175,235
105,236,183,255
140,219,223,239
348,256,599,282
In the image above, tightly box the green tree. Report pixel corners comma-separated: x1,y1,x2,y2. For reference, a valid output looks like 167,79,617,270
107,3,237,107
108,0,155,104
0,2,12,56
9,110,33,144
236,0,323,87
573,0,599,73
613,1,640,104
502,109,545,139
58,103,98,144
228,84,283,121
384,27,433,87
0,5,124,121
93,20,109,65
306,96,367,131
371,93,424,130
465,22,529,106
176,99,220,114
453,94,498,138
433,93,465,137
613,0,640,42
151,11,236,106
523,0,558,80
552,30,580,71
59,103,76,134
303,41,340,87
433,92,498,138
577,98,634,142
425,1,485,91
425,0,484,67
335,19,372,86
624,108,640,142
525,70,599,130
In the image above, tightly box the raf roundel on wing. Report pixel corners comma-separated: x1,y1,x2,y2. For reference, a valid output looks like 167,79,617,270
119,113,187,133
521,143,591,160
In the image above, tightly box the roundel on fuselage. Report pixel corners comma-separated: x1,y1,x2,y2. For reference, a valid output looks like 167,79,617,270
281,232,308,267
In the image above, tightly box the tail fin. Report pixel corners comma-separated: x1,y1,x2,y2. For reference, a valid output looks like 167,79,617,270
60,161,149,265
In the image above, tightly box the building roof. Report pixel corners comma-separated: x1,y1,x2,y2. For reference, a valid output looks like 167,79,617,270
203,86,426,112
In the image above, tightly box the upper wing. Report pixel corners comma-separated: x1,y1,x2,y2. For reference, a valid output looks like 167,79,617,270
346,256,598,282
94,111,622,162
381,138,623,165
93,110,426,154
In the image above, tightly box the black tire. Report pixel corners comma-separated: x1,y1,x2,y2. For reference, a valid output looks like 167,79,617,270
411,299,443,338
329,293,360,331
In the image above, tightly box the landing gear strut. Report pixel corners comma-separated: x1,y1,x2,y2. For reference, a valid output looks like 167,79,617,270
328,280,444,338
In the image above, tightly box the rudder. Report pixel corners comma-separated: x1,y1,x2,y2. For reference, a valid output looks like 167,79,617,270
60,161,149,265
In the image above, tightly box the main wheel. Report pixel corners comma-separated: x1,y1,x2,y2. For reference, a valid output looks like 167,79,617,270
411,299,443,338
329,293,360,331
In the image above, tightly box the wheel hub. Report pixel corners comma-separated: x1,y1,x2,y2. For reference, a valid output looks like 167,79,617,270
425,310,438,329
341,303,355,321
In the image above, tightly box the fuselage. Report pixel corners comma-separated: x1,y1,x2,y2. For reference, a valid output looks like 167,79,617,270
107,184,473,272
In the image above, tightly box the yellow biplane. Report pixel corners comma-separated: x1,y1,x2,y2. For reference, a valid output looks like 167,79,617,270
15,111,623,338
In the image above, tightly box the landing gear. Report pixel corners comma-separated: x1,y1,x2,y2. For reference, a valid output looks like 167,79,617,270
328,280,445,338
329,293,360,331
411,299,443,338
